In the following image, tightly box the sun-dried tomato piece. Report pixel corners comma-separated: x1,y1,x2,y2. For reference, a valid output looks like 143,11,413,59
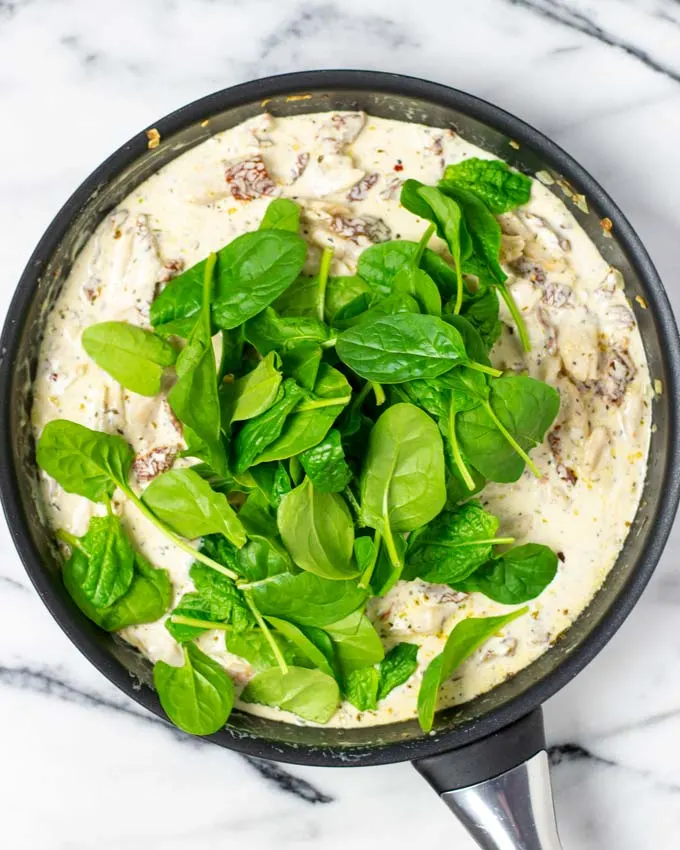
132,445,177,483
225,154,277,201
347,172,379,201
329,214,391,243
290,152,310,182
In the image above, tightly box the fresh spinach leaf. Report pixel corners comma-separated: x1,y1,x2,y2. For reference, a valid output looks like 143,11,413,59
361,403,446,567
334,292,420,330
325,275,373,324
277,478,357,580
247,572,367,627
259,198,301,232
154,643,234,735
298,429,352,493
392,266,442,316
36,419,133,502
60,514,135,608
256,365,351,463
443,158,532,214
272,274,319,317
377,643,419,701
232,379,305,473
417,609,527,732
220,351,282,425
81,322,177,396
337,314,469,384
404,501,509,585
324,609,384,675
357,241,420,297
141,467,246,547
248,462,292,510
344,666,380,711
168,253,227,477
211,230,307,329
458,286,502,350
245,308,331,355
280,342,322,391
241,666,340,723
457,375,559,482
456,543,558,603
64,549,171,631
370,532,407,597
265,616,336,678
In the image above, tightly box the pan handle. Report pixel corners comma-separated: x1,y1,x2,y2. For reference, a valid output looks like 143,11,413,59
413,709,563,850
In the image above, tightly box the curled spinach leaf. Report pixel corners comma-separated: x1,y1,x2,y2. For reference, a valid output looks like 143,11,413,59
220,351,282,425
259,198,301,232
456,543,558,604
241,666,340,723
246,572,367,627
298,429,352,493
443,158,532,214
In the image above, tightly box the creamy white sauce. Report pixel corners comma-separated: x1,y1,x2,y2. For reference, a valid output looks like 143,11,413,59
32,111,652,728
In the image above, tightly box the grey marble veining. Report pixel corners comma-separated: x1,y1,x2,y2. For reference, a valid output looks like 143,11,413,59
1,0,680,847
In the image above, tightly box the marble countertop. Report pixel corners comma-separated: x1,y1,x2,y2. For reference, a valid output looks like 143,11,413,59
2,0,680,847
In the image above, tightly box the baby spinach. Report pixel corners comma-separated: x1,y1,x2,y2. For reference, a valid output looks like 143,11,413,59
36,419,133,502
334,292,420,330
141,467,246,548
277,478,357,580
266,616,336,678
337,314,469,384
220,351,282,425
344,642,418,711
280,342,322,391
370,532,407,597
58,514,135,609
443,158,532,214
168,253,227,477
259,198,301,232
417,609,527,732
457,375,560,482
325,275,372,324
246,572,367,627
232,379,305,473
392,266,442,316
458,287,502,350
245,307,331,355
456,543,558,603
154,643,234,735
211,230,307,329
361,403,446,567
64,548,171,630
256,365,351,463
247,462,292,510
404,502,514,585
324,609,384,675
81,322,177,396
227,629,302,673
377,642,419,701
241,666,340,723
298,429,352,493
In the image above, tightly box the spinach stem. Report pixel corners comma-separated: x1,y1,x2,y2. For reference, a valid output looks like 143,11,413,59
317,246,334,322
446,399,475,491
415,223,436,265
371,382,386,406
295,395,351,411
343,486,363,523
202,252,217,335
56,528,82,551
467,361,502,378
170,615,232,631
453,264,464,315
358,529,382,589
496,284,531,352
121,485,240,581
382,517,402,571
442,537,516,548
243,590,289,674
482,401,541,478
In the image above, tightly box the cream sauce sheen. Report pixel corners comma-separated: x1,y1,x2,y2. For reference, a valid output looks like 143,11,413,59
32,111,652,728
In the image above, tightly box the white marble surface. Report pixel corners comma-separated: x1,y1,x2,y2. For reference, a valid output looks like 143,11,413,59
1,0,680,847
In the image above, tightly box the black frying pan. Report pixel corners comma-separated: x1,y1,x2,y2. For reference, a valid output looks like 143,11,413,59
1,71,679,850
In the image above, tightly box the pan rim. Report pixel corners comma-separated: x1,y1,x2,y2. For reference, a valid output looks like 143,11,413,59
2,69,679,766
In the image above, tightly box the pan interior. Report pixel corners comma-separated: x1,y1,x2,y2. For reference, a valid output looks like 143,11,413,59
6,78,677,765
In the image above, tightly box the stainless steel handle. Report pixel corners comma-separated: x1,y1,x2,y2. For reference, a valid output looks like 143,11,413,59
440,751,563,850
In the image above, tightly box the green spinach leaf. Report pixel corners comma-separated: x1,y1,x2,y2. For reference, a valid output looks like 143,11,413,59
377,643,419,701
259,198,301,232
220,351,282,425
298,429,352,493
154,643,234,735
141,467,246,547
81,322,177,396
456,543,558,603
36,419,133,502
247,572,367,627
241,666,340,722
324,609,384,675
245,308,331,355
443,158,532,214
417,609,527,732
265,616,336,678
277,478,357,580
